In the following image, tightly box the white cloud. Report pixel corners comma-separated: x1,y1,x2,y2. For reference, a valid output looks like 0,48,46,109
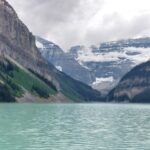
8,0,150,50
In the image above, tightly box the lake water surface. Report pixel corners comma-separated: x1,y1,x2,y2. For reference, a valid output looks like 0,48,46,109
0,103,150,150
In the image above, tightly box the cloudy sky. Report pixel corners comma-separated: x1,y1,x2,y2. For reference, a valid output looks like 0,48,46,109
8,0,150,50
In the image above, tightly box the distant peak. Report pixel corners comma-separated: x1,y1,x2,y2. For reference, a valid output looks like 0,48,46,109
0,0,17,15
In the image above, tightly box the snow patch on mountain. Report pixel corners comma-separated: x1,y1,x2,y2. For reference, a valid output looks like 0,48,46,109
93,77,114,85
36,41,44,49
56,66,62,72
75,46,150,65
124,47,150,64
92,77,117,95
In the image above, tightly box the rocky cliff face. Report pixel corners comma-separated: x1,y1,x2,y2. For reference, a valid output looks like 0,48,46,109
0,0,52,81
107,61,150,103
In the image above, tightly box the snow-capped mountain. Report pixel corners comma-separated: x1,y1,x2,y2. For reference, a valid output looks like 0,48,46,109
36,36,94,84
68,38,150,94
36,36,150,95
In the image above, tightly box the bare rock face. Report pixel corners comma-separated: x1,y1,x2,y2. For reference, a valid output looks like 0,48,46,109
0,0,52,81
108,61,150,103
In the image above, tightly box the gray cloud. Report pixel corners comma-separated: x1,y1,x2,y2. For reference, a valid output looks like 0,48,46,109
85,13,150,44
8,0,150,50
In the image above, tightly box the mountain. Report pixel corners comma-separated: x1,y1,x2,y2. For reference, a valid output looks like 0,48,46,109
67,38,150,94
107,61,150,103
36,36,94,84
36,35,150,95
0,0,102,102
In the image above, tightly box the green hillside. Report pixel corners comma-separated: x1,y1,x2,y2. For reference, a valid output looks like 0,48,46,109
0,58,57,102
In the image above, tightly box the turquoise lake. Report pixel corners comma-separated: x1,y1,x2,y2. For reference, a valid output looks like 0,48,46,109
0,103,150,150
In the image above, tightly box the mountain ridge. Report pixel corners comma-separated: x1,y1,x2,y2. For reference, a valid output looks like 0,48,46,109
0,0,102,102
107,60,150,103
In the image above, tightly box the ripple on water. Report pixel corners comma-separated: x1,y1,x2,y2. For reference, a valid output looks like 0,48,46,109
0,104,150,150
